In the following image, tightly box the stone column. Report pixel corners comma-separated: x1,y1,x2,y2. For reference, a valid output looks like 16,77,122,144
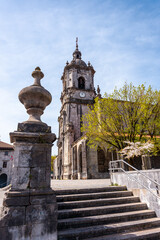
73,146,78,179
142,155,152,170
82,141,87,179
0,67,57,240
67,123,74,179
62,123,74,179
77,145,81,180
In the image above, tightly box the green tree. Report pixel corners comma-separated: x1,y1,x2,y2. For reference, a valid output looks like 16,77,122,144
51,155,56,173
81,83,160,151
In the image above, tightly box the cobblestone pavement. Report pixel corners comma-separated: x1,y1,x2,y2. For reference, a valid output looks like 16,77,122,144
51,179,111,190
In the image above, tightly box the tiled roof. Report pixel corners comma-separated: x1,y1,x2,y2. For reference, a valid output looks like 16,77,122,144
0,141,14,150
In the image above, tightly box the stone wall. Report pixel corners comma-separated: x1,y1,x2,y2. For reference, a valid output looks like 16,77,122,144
112,170,160,217
86,146,110,179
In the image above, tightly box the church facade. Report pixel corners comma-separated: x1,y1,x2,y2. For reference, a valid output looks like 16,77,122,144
54,40,116,180
53,41,160,180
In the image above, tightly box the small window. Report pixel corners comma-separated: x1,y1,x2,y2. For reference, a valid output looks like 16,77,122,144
78,77,85,89
4,151,8,156
3,162,7,168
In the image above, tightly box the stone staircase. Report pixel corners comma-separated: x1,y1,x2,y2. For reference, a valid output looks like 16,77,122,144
56,186,160,240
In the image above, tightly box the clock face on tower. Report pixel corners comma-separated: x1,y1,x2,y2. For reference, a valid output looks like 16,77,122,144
80,92,86,98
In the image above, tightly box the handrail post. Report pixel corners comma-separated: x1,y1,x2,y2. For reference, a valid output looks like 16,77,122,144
109,161,113,185
155,180,159,196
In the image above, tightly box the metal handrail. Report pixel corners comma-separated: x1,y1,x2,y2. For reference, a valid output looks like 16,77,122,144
110,159,160,188
1,183,11,191
109,159,160,200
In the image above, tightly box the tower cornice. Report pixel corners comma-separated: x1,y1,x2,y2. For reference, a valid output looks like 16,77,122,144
64,63,95,74
60,98,95,114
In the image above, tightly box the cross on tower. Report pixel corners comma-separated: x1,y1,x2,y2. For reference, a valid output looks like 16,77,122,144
76,37,78,50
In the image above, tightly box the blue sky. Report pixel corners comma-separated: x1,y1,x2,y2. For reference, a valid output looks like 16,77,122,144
0,0,160,154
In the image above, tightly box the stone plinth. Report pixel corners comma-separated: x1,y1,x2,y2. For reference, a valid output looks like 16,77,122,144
0,67,57,240
1,189,57,240
10,132,56,190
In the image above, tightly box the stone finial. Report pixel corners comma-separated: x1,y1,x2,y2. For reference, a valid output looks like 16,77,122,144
18,67,52,125
97,85,100,94
97,85,102,98
32,67,44,86
88,61,91,66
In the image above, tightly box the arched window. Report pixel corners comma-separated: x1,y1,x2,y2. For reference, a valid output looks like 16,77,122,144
97,147,110,173
78,77,85,89
0,173,7,188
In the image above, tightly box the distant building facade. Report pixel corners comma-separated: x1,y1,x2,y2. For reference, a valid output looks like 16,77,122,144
0,141,14,187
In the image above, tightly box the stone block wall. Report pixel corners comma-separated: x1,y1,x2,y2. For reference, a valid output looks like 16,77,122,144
0,189,57,240
112,170,160,217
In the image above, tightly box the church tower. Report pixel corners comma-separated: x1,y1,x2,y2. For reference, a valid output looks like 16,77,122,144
57,39,96,179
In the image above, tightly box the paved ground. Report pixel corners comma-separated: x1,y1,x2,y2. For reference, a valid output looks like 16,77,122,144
0,179,111,206
51,179,111,190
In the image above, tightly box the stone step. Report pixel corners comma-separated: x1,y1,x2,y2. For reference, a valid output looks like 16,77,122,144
57,196,140,210
56,190,133,202
84,227,160,240
55,186,127,196
58,218,160,240
58,202,148,219
58,209,156,230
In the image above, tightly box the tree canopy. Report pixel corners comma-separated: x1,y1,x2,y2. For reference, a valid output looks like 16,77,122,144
81,83,160,152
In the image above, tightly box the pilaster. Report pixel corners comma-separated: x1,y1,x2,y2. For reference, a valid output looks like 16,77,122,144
82,141,87,179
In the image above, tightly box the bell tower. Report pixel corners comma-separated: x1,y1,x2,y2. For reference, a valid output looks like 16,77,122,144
57,39,96,179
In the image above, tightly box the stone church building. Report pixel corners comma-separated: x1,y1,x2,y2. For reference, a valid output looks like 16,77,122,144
54,40,117,180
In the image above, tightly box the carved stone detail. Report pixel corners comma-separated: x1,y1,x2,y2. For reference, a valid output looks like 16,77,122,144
18,67,52,124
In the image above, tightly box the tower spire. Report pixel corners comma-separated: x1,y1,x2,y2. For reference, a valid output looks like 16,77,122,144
76,37,78,50
73,37,81,60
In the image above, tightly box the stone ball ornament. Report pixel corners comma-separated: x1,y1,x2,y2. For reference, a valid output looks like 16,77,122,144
18,67,52,125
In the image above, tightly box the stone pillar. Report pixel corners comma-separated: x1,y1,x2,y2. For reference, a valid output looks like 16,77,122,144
67,124,74,179
77,145,81,180
82,141,87,179
71,147,74,180
142,155,152,170
62,123,74,179
72,146,78,179
0,67,57,240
